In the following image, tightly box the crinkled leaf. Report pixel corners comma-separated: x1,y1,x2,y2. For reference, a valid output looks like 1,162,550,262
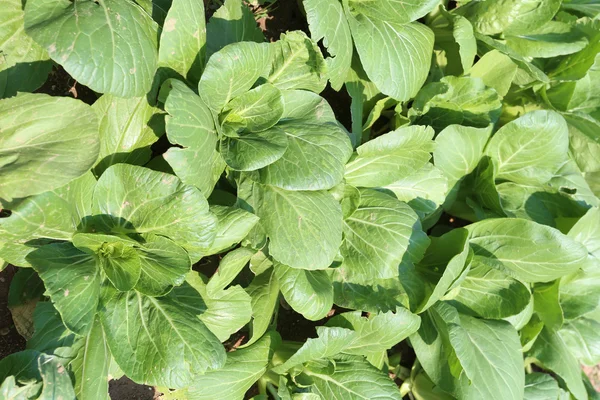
268,31,327,93
303,0,352,90
162,79,224,197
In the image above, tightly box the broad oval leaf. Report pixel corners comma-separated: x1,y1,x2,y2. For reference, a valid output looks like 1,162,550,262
221,127,288,171
486,110,569,185
259,121,352,191
92,94,163,175
345,125,435,188
345,0,439,24
340,189,429,283
261,186,343,270
467,218,588,282
24,0,159,97
267,31,327,93
223,83,284,132
99,285,226,388
158,0,206,83
199,42,271,112
346,14,434,101
0,93,99,201
275,262,334,321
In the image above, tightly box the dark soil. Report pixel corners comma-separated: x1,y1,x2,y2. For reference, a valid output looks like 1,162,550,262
0,266,26,360
109,376,158,400
35,65,98,105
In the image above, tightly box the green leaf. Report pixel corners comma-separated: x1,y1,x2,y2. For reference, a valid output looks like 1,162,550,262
275,262,333,321
451,264,530,319
533,280,564,330
0,0,51,97
206,0,264,58
27,302,79,362
346,0,439,24
203,205,259,255
0,93,99,202
261,186,342,270
559,318,600,366
303,0,352,90
37,354,76,400
411,303,524,400
207,247,255,295
340,188,429,283
486,111,569,185
303,357,403,400
475,33,550,83
434,124,492,203
0,173,95,267
158,0,206,83
93,164,217,261
267,31,327,93
27,243,100,336
384,163,449,220
72,233,142,292
408,228,471,312
346,13,434,101
163,333,275,400
223,83,283,133
524,373,560,400
569,206,600,258
221,127,288,171
92,94,163,175
24,0,158,97
99,285,226,388
345,125,435,187
506,21,588,58
135,234,191,296
326,309,421,357
469,50,518,97
457,0,561,35
409,76,502,131
244,267,279,347
223,83,283,132
199,42,271,113
258,121,353,191
565,113,600,174
467,218,588,282
182,271,252,342
70,317,110,400
560,256,600,320
162,79,224,197
431,9,477,74
528,327,587,400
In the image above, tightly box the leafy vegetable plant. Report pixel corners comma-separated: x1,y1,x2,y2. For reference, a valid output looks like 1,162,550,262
1,0,600,399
